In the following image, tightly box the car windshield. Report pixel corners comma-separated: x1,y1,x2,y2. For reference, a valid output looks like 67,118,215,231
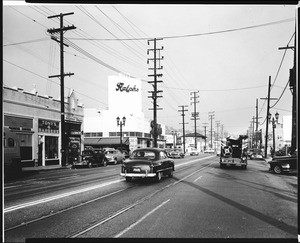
131,150,156,160
105,151,116,155
82,151,93,156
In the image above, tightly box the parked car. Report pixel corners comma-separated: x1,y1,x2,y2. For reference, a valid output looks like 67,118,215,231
268,151,297,174
105,149,125,165
249,148,263,160
190,150,199,156
204,149,215,154
73,149,108,168
120,148,175,182
169,150,185,159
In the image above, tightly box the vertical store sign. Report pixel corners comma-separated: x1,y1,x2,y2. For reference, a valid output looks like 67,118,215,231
108,74,142,114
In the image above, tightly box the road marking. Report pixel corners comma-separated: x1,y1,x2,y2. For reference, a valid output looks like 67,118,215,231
58,175,80,180
4,185,22,189
193,176,202,182
4,178,124,213
175,155,215,168
114,199,170,238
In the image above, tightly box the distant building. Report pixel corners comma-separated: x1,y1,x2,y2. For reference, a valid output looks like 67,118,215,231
84,74,166,151
3,86,84,167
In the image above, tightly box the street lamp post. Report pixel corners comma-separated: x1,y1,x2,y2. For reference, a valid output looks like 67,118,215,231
269,111,279,157
116,116,126,152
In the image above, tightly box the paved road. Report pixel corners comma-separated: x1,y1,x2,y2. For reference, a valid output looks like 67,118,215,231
4,155,297,242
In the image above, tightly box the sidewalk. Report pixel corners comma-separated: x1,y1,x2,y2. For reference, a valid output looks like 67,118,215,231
22,164,73,172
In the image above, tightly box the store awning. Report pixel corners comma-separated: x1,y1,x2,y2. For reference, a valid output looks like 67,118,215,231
84,137,129,146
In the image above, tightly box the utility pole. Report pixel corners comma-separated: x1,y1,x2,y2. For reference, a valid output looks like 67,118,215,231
178,105,188,154
47,12,76,167
147,38,163,148
202,123,208,151
208,112,215,149
216,121,220,145
279,28,296,154
190,91,199,149
260,76,277,158
255,99,263,148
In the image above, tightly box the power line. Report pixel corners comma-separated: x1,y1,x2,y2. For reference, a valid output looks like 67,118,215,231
68,18,294,41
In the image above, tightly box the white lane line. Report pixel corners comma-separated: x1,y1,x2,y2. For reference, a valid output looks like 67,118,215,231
175,155,215,168
58,175,80,180
4,178,124,213
4,185,22,189
114,199,170,238
193,176,202,182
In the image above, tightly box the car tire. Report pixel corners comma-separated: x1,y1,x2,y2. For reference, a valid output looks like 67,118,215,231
156,172,162,182
168,170,173,178
273,165,282,174
103,161,107,167
125,177,132,182
88,163,92,168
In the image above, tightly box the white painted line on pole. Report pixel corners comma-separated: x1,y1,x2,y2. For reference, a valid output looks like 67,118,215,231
114,199,170,238
4,178,124,213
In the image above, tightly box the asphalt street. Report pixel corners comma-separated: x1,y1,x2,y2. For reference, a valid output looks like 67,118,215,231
3,154,297,242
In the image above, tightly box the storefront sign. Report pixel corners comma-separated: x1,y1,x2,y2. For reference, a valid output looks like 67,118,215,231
38,119,59,133
116,82,139,92
5,115,33,129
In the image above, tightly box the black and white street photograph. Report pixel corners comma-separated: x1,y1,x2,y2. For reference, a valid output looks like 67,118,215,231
2,1,298,242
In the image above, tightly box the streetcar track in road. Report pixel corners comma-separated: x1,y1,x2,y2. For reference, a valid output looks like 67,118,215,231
58,175,81,180
4,187,133,232
4,178,125,213
68,161,214,238
114,199,170,238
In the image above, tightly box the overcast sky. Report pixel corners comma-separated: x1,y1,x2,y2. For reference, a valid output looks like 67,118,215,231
3,2,297,136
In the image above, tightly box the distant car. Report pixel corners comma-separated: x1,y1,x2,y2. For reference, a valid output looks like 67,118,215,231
249,149,264,160
169,150,184,159
120,148,175,182
268,151,297,174
73,149,108,168
105,149,125,165
204,149,215,154
190,151,199,156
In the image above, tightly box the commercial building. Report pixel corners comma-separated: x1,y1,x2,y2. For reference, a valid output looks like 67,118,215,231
3,86,84,167
84,74,166,151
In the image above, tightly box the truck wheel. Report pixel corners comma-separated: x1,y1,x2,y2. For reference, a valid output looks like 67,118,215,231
168,170,173,178
273,165,282,174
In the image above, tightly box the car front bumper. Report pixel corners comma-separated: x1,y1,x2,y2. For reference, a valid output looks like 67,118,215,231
120,172,156,178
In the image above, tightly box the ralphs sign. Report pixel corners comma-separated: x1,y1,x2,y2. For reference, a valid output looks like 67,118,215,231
116,82,139,92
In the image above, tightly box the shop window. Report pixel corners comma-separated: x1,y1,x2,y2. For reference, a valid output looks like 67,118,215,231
45,136,58,159
17,133,32,160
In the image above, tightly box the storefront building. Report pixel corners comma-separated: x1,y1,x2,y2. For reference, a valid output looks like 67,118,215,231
84,74,166,151
3,86,84,167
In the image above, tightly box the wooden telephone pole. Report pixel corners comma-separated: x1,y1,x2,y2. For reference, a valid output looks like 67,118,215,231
147,38,163,148
47,12,76,166
178,105,188,153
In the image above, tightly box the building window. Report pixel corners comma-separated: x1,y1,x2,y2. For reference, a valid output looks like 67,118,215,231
84,133,91,137
96,132,103,137
136,132,142,137
17,133,32,161
91,133,97,137
129,132,135,136
45,136,58,159
109,132,117,137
